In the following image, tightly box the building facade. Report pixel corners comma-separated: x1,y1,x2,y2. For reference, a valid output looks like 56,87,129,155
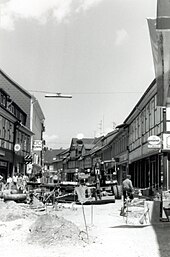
0,88,33,179
124,79,165,193
0,69,45,179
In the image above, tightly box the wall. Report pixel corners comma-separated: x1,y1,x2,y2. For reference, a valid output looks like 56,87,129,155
0,71,31,128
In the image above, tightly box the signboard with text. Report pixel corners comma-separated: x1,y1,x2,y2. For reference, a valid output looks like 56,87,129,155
148,135,161,149
33,140,42,151
163,133,170,150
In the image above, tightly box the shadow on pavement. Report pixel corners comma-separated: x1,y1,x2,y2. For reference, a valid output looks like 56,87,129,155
148,200,170,257
152,223,170,257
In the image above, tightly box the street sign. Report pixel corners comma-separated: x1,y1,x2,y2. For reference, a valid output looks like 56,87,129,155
33,140,42,151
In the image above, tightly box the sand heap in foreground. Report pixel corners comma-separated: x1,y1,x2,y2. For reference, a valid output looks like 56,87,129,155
27,213,87,246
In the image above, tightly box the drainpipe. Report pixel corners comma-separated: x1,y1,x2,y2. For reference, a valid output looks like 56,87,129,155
30,98,34,152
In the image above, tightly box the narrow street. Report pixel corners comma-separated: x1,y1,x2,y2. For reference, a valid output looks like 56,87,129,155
1,2,170,257
0,198,170,257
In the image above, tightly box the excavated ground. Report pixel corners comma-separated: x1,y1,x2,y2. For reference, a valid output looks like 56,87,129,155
0,198,170,257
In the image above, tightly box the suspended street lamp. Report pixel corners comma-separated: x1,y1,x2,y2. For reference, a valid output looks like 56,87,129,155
45,93,72,98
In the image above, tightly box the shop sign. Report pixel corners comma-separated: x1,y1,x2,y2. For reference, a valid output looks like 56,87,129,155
33,140,42,151
163,133,170,150
26,163,32,174
147,135,161,149
14,144,21,152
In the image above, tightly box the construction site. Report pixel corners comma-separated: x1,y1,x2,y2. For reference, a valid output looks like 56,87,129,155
1,0,170,256
0,181,170,257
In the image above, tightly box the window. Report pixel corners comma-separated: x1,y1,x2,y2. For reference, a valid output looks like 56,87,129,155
0,116,2,137
143,108,146,134
145,104,149,132
0,93,7,107
150,98,155,128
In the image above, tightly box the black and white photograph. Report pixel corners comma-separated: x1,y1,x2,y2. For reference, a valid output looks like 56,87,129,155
0,0,170,256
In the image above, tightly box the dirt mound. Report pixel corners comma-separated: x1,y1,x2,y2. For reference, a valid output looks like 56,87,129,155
0,200,37,222
27,213,86,246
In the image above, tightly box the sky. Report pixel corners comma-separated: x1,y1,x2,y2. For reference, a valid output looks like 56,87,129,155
0,0,157,149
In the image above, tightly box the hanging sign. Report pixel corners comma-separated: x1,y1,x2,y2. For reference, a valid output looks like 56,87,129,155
163,133,170,150
26,163,32,174
147,135,161,149
14,144,21,152
33,140,42,151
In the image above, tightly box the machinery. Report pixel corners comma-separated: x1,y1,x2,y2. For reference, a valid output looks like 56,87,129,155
100,160,123,199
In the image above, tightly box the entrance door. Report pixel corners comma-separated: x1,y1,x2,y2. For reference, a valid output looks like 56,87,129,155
0,160,8,180
0,167,7,180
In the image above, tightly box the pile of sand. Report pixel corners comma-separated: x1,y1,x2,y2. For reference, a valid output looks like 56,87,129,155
27,213,87,246
0,200,37,222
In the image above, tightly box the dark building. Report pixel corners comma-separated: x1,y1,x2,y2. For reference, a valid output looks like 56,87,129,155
0,88,33,179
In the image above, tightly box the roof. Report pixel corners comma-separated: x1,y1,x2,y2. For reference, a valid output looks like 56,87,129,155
59,148,70,155
83,143,95,150
101,131,119,151
90,145,104,155
0,88,27,117
71,137,95,145
44,149,66,163
89,131,119,155
70,137,97,151
0,68,45,122
89,136,104,155
0,69,32,98
124,79,156,124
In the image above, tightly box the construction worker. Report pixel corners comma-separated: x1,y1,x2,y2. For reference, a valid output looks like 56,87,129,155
120,174,134,216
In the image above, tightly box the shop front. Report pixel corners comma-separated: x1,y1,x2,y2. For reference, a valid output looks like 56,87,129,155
129,153,163,195
0,160,8,180
0,148,14,180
